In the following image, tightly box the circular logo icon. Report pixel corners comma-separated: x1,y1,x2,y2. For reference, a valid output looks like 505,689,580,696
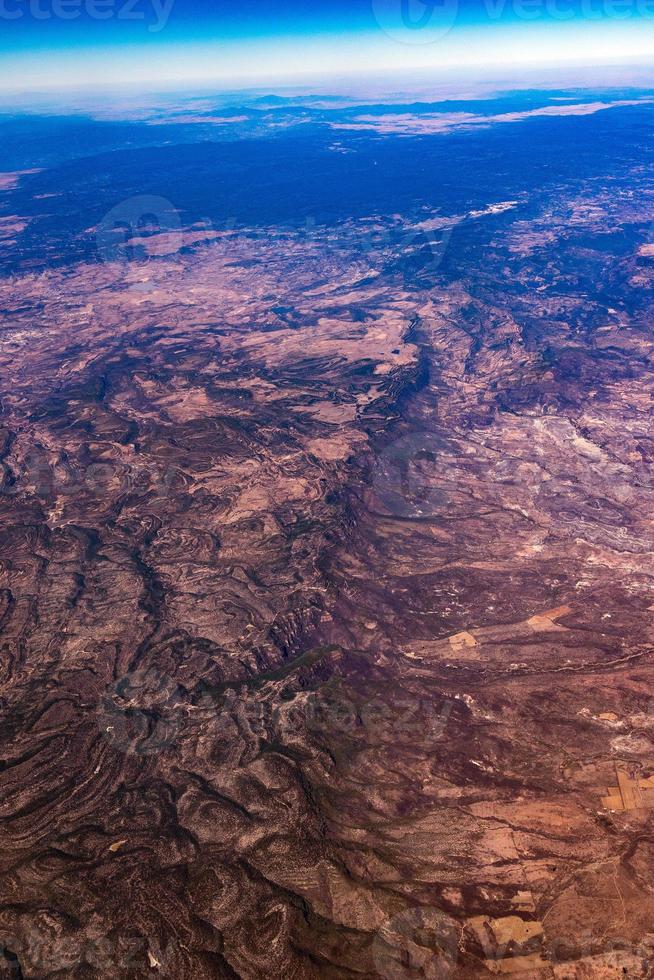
305,691,359,736
370,431,448,519
373,907,460,979
96,195,182,265
97,668,184,756
371,0,459,45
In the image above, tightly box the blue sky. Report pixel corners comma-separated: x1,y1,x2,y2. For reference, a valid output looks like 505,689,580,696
1,0,654,91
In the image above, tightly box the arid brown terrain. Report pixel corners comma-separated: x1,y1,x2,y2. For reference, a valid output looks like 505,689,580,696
1,92,654,978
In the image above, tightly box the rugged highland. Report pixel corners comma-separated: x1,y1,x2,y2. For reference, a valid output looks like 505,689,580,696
0,92,654,977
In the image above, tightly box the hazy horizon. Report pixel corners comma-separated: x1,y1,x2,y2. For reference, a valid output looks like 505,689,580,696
2,0,654,94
